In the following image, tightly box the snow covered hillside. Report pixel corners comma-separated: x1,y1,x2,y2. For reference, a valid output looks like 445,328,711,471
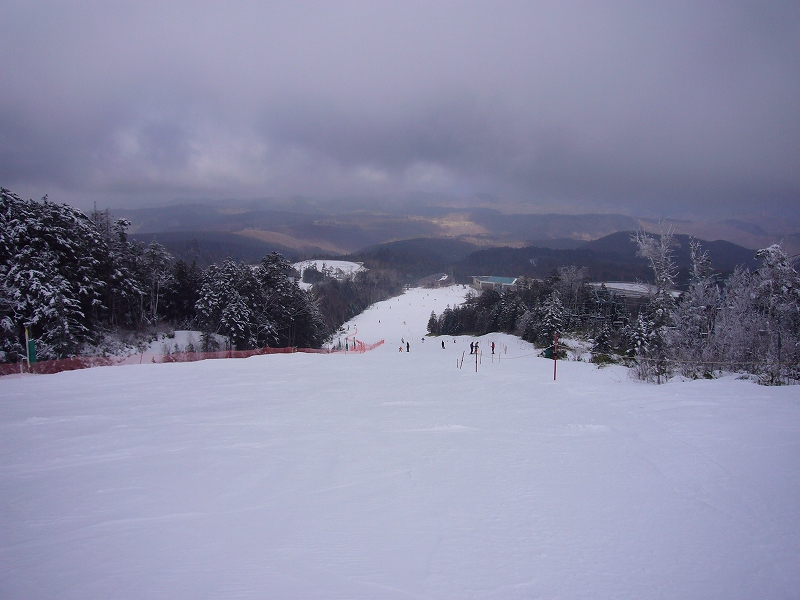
1,286,799,599
293,259,365,278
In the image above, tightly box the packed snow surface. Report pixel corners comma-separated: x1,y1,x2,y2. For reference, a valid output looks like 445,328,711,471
2,285,799,599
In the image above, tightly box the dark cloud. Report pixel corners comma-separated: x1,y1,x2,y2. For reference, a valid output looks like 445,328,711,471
1,1,798,215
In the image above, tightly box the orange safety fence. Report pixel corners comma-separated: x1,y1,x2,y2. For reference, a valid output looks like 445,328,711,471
0,339,384,377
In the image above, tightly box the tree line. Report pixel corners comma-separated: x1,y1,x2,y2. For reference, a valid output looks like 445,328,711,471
428,229,800,385
1,189,399,361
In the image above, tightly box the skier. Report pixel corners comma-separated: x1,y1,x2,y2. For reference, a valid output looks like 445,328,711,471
470,342,474,354
491,341,495,354
441,340,445,349
406,342,410,352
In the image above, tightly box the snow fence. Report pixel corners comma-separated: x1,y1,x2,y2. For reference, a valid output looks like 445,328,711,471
0,340,384,377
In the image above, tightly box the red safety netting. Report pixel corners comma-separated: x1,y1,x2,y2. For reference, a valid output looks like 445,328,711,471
0,356,118,377
0,339,384,377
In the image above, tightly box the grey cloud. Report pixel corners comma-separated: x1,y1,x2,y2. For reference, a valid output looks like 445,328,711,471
1,1,798,215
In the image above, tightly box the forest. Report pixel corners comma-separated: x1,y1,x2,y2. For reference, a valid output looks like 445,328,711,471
0,189,400,362
428,231,800,385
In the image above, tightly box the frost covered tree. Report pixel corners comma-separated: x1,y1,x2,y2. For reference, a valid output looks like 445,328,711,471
706,244,800,384
554,265,589,327
633,226,678,323
630,226,679,382
670,239,721,378
752,245,800,383
142,239,172,323
142,240,173,323
712,267,762,370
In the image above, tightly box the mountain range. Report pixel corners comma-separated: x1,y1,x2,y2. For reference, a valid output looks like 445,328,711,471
121,197,794,280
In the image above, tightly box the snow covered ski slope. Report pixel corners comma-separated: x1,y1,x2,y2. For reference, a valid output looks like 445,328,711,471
1,286,799,599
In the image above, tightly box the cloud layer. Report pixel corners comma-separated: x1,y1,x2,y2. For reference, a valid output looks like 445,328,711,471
1,1,798,215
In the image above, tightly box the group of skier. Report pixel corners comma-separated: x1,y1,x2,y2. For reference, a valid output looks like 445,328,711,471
400,337,497,355
468,341,495,355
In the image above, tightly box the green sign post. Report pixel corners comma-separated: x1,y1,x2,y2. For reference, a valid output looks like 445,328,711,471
25,326,36,365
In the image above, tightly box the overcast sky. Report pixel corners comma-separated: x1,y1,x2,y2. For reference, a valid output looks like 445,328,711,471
1,1,798,216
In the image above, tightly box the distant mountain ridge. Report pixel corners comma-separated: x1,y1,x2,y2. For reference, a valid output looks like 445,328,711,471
347,232,760,286
113,199,798,268
130,231,304,268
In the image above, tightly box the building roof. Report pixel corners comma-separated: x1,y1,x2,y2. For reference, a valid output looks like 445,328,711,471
474,276,518,285
418,273,452,285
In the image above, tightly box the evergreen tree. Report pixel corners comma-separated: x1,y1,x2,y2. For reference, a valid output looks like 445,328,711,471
103,218,146,328
538,291,564,345
163,259,202,325
623,313,657,378
220,291,254,350
427,311,438,335
591,324,613,357
194,254,327,350
0,190,106,358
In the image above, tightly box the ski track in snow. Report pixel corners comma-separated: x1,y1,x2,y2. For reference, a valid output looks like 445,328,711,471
1,285,800,599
